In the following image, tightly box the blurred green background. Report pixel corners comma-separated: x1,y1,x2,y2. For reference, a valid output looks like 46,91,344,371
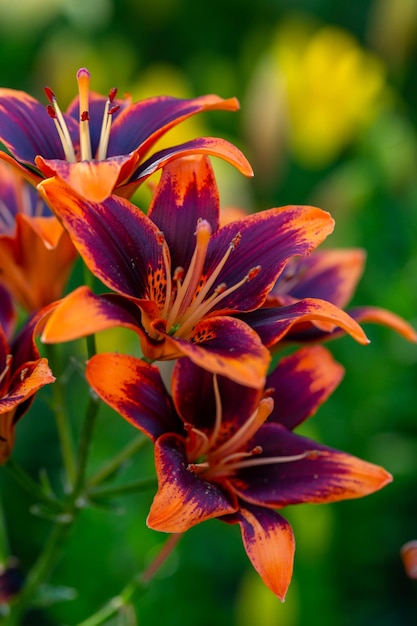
1,0,417,624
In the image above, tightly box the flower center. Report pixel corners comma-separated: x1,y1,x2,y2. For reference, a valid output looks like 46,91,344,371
45,68,120,162
185,375,317,480
154,219,261,339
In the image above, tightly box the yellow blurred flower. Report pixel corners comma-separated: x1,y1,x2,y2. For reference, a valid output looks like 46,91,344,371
246,19,388,170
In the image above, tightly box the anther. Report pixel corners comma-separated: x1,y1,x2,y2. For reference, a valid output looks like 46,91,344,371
247,265,261,281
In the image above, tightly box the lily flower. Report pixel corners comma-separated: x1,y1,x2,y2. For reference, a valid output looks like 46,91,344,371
38,155,343,388
85,345,392,599
0,301,55,464
0,161,77,312
0,68,253,202
240,248,417,346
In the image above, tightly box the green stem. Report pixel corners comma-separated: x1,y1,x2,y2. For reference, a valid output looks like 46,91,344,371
76,534,182,626
76,581,140,626
88,477,157,500
72,390,100,501
7,519,73,625
4,458,62,512
45,344,76,486
87,435,149,488
0,489,9,565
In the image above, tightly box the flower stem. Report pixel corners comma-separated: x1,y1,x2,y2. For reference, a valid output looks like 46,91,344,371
76,534,183,626
87,435,149,488
88,477,157,501
141,533,183,584
0,491,9,565
76,581,141,626
4,458,62,512
44,344,76,486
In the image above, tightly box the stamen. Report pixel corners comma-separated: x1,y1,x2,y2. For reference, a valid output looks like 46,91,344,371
184,423,210,460
77,68,92,160
224,449,319,472
156,233,173,320
171,231,240,338
0,355,12,387
96,86,120,161
207,374,222,448
165,219,212,330
211,397,274,462
46,101,76,162
176,264,262,339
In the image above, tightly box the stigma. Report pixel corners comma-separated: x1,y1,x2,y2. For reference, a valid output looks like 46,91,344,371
45,68,120,163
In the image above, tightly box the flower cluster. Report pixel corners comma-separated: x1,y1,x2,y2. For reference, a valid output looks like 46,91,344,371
0,68,415,609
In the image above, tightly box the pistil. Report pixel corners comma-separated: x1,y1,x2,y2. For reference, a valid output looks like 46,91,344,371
45,68,119,164
76,68,92,161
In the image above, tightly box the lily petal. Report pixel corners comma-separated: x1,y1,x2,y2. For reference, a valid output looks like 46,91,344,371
223,503,295,601
232,423,392,507
41,288,142,344
348,306,417,342
108,94,241,157
148,155,220,271
0,88,76,163
0,285,15,340
38,178,162,298
161,315,271,388
172,357,263,440
132,136,254,183
86,353,179,440
0,214,76,312
267,346,344,430
147,432,237,532
241,297,370,346
204,205,334,314
268,248,366,307
35,154,138,203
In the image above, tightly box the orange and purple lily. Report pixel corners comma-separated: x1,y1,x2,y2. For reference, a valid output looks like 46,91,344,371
38,156,353,388
0,161,77,312
0,68,252,202
0,287,55,464
85,345,392,599
240,248,417,346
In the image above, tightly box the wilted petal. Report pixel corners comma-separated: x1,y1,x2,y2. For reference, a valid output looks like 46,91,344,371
223,503,295,601
147,433,237,532
232,423,392,507
267,345,344,430
86,353,180,440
